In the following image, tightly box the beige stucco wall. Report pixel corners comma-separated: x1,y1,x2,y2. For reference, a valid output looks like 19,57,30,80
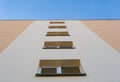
0,21,33,52
81,20,120,53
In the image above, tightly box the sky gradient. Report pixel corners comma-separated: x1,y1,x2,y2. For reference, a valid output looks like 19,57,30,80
0,0,120,20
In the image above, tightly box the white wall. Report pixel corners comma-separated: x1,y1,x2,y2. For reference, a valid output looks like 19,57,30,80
0,20,120,82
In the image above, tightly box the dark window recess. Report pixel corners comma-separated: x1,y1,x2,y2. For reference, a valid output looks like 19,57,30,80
50,22,65,24
41,68,57,74
61,67,80,74
35,59,87,76
46,32,70,36
49,26,66,29
43,41,75,49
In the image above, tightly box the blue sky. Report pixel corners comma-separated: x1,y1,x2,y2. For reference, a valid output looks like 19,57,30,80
0,0,120,20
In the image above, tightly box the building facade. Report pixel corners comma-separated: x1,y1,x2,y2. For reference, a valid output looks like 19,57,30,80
0,20,120,82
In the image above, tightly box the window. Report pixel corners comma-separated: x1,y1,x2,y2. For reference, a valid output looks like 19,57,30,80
46,32,70,36
61,67,80,74
36,59,86,76
41,68,57,74
50,22,65,24
49,26,66,29
43,41,75,49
